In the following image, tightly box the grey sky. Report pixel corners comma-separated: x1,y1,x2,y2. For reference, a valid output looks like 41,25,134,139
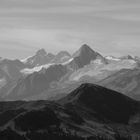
0,0,140,59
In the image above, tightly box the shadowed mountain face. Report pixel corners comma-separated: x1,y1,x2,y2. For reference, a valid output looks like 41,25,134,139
60,83,138,124
0,83,139,140
0,59,25,79
51,51,71,64
22,49,55,67
69,44,106,69
22,49,72,67
0,59,27,89
99,68,140,100
1,64,68,100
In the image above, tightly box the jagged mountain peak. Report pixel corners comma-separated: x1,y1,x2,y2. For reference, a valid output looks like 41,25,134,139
70,44,104,69
80,44,94,52
73,44,98,57
36,48,47,56
21,49,55,66
50,51,71,64
57,51,71,57
47,53,55,58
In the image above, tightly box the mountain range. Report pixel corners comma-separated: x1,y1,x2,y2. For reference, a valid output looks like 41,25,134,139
0,44,140,139
0,44,140,100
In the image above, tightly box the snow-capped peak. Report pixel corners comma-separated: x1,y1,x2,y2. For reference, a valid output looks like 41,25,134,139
35,48,47,56
20,49,55,66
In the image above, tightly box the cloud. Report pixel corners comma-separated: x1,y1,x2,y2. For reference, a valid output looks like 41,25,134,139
0,0,140,58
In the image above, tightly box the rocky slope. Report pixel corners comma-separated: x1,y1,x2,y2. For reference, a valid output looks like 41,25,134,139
0,64,68,100
99,68,140,100
68,44,106,70
21,48,55,67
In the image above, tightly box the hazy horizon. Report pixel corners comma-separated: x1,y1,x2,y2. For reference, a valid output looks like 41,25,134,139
0,0,140,59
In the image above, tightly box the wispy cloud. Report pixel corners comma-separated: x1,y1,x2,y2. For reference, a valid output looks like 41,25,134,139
0,0,140,58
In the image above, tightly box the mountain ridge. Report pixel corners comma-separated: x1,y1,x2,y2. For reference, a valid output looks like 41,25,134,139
0,83,139,139
0,44,140,101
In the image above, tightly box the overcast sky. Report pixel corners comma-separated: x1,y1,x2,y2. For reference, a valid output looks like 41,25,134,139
0,0,140,59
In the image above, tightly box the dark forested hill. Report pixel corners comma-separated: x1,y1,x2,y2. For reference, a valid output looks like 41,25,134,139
0,83,139,140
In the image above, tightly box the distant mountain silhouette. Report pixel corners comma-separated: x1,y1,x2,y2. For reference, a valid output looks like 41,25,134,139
22,49,72,67
51,51,71,64
2,64,68,100
69,44,106,69
22,48,55,67
0,44,139,101
0,59,26,90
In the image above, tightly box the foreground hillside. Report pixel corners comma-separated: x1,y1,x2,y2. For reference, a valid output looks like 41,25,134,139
0,83,139,140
